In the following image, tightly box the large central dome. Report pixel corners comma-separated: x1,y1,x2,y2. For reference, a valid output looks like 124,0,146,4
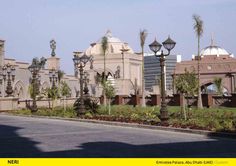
97,30,122,43
85,30,134,55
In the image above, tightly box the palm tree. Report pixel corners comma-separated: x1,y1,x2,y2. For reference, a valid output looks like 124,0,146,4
175,68,198,120
193,14,203,109
101,36,108,106
213,77,223,95
140,29,148,107
57,70,65,84
60,81,71,111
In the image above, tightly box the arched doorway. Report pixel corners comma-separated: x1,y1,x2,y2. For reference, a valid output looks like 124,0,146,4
13,80,25,99
202,82,229,95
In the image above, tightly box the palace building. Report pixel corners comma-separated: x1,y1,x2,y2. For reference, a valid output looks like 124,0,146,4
82,30,143,96
0,31,143,110
174,39,236,95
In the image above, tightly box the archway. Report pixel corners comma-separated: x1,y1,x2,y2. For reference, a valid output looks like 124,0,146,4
13,80,25,99
201,82,229,95
41,81,50,94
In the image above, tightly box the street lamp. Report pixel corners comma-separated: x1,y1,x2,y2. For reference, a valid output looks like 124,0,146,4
83,72,89,95
73,52,93,116
2,63,15,97
28,58,45,112
0,69,3,96
49,69,58,89
149,36,176,123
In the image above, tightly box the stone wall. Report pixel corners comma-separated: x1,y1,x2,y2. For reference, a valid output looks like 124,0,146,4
107,94,236,108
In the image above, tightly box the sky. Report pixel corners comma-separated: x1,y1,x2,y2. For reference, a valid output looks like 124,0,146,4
0,0,236,74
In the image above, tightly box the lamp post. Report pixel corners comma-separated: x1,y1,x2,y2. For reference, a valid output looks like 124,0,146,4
149,36,176,123
120,46,129,79
73,52,93,116
83,72,89,95
0,68,3,97
2,63,15,97
28,58,45,112
49,69,58,89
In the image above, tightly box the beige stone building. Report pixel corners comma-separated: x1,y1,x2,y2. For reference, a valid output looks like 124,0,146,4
81,30,143,96
0,39,79,101
0,31,143,110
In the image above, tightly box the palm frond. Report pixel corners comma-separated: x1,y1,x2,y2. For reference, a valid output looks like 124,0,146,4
101,36,108,55
140,29,148,48
193,14,203,37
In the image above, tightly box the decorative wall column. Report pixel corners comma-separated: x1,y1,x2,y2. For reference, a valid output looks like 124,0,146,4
47,39,60,70
0,40,5,97
233,74,236,93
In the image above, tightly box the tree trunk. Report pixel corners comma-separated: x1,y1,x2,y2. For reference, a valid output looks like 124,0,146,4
63,97,66,112
182,93,187,121
197,36,203,109
141,47,146,107
108,98,111,115
52,99,54,111
48,99,51,109
103,53,107,107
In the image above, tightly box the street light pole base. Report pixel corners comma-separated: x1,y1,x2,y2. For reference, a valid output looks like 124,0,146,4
30,106,38,113
77,105,86,116
160,102,169,123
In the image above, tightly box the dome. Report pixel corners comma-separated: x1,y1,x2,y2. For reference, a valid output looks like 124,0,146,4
85,30,134,55
97,30,122,43
200,37,230,56
200,45,229,56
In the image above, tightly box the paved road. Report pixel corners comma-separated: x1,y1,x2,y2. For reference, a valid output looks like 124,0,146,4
0,114,236,157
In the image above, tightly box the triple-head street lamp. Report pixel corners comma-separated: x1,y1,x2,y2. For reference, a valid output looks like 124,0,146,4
28,58,45,112
2,63,15,97
83,72,90,95
73,52,93,116
49,69,58,89
149,36,176,123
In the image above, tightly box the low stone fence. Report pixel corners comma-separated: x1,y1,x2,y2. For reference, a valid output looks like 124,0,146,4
102,93,236,108
1,93,236,111
0,97,19,111
18,98,77,109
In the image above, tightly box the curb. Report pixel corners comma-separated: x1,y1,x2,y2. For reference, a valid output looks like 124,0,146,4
2,113,236,139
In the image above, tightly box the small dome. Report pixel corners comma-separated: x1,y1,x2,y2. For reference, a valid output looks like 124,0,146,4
200,45,229,56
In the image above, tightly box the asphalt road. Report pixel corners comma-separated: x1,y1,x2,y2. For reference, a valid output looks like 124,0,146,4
0,114,236,157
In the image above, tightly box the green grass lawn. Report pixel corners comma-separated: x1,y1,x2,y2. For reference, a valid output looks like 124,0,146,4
12,105,236,132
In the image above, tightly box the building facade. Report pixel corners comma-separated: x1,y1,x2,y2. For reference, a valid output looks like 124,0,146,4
1,30,143,106
80,30,143,96
0,39,79,100
174,40,236,95
144,53,180,95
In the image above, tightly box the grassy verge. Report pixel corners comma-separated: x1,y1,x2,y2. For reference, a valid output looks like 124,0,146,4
11,105,236,132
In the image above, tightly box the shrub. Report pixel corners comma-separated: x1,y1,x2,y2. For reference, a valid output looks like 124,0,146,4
74,97,99,113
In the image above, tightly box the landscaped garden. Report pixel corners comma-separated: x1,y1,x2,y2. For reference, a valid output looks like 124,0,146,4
12,105,236,133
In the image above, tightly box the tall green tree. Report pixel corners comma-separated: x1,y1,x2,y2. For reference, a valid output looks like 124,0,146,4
57,70,65,84
139,29,148,107
193,14,204,109
175,69,198,120
101,36,108,106
103,81,116,115
213,77,223,95
45,87,59,111
60,81,71,111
